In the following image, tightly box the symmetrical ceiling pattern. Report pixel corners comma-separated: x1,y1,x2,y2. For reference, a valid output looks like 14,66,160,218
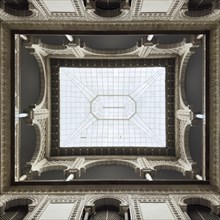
59,67,166,148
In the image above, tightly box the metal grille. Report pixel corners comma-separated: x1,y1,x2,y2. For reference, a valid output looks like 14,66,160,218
90,206,123,220
0,205,28,220
188,205,220,220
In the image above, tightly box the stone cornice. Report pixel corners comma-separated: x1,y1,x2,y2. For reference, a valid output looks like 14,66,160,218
0,22,219,193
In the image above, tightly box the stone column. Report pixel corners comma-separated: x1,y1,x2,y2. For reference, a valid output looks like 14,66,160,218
120,205,129,220
83,206,93,220
16,113,28,118
145,173,153,181
19,175,27,181
66,173,74,181
195,174,203,180
124,210,129,220
83,211,89,220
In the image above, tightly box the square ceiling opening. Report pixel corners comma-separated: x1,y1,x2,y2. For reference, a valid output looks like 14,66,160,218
59,67,166,148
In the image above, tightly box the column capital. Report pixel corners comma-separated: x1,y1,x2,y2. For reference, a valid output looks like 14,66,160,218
120,204,129,214
84,205,94,214
64,168,78,176
142,169,154,178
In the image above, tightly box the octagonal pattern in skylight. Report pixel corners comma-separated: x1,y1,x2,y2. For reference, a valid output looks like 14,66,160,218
59,67,166,148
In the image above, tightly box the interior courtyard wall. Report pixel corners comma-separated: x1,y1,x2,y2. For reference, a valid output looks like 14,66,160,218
0,13,220,220
0,193,220,220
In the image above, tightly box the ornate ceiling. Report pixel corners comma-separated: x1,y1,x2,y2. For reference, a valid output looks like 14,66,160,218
0,0,219,196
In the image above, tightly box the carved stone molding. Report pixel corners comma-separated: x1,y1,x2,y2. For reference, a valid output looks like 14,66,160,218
131,195,186,220
177,195,220,215
178,4,220,21
0,195,41,215
0,22,219,193
29,0,85,20
209,26,220,191
0,23,12,193
25,36,196,59
21,156,195,180
2,0,211,22
0,194,219,220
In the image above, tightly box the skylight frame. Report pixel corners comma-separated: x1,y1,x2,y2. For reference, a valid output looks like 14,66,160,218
50,58,175,156
59,66,166,148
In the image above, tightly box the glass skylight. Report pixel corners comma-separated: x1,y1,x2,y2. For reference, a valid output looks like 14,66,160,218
59,67,166,148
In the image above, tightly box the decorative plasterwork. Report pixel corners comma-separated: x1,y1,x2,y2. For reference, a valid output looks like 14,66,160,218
26,37,195,59
23,156,194,180
18,41,49,175
0,0,188,21
29,0,85,19
0,22,218,193
173,194,220,215
131,0,187,21
0,194,219,220
209,26,220,191
49,58,175,157
86,8,131,21
14,35,21,181
131,195,186,220
0,195,42,214
0,2,40,20
177,2,220,21
17,35,200,175
175,35,204,176
29,197,81,220
0,23,11,193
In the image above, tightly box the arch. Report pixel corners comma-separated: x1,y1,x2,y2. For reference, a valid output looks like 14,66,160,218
87,195,128,207
0,197,38,214
38,165,68,175
1,2,33,17
182,122,194,164
83,159,139,174
85,196,129,220
31,50,47,109
187,205,220,220
179,45,193,110
94,198,121,208
179,196,220,215
28,120,46,166
23,41,48,109
178,120,194,172
153,164,187,176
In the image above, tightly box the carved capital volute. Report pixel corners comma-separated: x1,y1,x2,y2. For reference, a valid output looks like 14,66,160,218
119,204,129,215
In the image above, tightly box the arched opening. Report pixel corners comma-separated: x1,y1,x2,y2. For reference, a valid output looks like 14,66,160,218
1,205,29,220
83,198,130,220
90,205,123,220
86,0,131,18
185,45,203,112
20,124,36,173
188,125,203,171
34,169,66,180
80,165,142,179
153,169,189,180
187,205,220,220
2,0,33,16
0,198,34,220
187,0,213,17
181,197,220,219
153,165,190,180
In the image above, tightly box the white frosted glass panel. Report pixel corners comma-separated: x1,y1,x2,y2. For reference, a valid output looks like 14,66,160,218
141,0,173,12
140,203,175,220
39,203,74,220
43,0,75,12
60,67,166,148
